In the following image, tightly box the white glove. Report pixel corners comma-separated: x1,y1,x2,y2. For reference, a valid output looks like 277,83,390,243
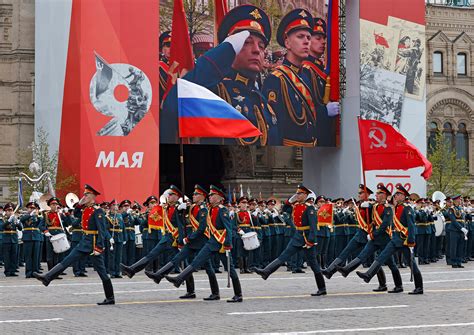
367,234,372,241
126,208,133,214
461,227,468,235
289,194,298,203
45,232,52,238
229,210,235,217
252,209,260,216
63,208,69,214
264,209,271,214
123,241,127,245
109,238,115,245
238,229,245,236
92,250,101,256
361,201,370,208
177,203,187,211
224,30,250,54
409,247,414,253
327,102,340,117
272,213,279,219
183,237,188,245
8,216,16,223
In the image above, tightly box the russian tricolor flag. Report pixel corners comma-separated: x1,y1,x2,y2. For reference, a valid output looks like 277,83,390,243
177,78,262,138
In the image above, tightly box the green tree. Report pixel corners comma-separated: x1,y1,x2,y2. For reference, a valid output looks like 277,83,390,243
427,130,471,197
8,128,77,204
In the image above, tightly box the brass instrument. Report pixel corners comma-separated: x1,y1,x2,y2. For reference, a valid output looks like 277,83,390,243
432,191,446,209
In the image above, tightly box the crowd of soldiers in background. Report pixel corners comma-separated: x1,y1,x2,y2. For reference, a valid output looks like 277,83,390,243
1,190,472,279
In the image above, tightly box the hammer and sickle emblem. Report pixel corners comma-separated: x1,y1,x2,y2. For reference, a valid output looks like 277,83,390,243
368,126,387,149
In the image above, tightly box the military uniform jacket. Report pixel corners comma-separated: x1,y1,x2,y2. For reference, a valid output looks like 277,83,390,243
251,211,263,240
333,209,346,236
354,204,373,243
161,42,277,145
68,215,83,243
263,58,317,147
301,55,336,146
289,203,317,247
20,213,42,241
0,217,21,244
74,205,110,253
371,203,393,245
345,210,358,236
391,203,416,247
415,209,431,235
206,205,232,251
161,204,184,246
42,211,67,236
122,212,137,241
107,213,125,243
185,204,209,250
447,206,466,233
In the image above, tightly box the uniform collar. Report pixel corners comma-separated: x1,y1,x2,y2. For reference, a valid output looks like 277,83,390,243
283,58,300,72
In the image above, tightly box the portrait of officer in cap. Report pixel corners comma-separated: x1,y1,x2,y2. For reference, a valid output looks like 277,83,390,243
161,4,278,146
262,9,317,147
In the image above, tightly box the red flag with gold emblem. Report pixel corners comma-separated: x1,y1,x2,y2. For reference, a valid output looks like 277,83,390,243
317,203,334,226
148,205,164,231
164,0,195,99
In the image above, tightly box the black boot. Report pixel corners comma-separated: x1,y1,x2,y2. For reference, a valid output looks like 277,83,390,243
373,268,387,292
165,265,195,288
336,257,361,278
145,262,174,285
203,273,220,301
97,279,115,305
356,261,382,283
311,272,327,296
243,257,252,274
254,258,283,280
322,258,343,279
227,276,243,303
180,275,196,299
33,263,65,287
120,257,150,279
388,269,403,293
408,267,423,295
239,258,245,274
408,287,423,295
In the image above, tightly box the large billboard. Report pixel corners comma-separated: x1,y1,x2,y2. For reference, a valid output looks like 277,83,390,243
35,0,160,200
359,0,427,195
159,0,341,147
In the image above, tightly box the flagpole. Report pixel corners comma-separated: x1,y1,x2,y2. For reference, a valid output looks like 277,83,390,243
179,140,186,195
357,116,368,193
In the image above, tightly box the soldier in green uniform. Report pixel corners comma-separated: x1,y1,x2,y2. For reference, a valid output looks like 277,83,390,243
262,9,316,146
34,184,116,305
442,197,453,265
332,198,346,264
356,184,423,294
1,203,22,277
67,204,87,277
20,202,42,278
140,195,162,272
120,200,136,267
415,199,431,264
315,195,330,268
447,195,467,268
301,18,340,146
107,200,125,278
166,185,243,303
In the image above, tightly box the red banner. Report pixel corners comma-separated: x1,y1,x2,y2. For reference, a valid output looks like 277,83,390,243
57,0,159,201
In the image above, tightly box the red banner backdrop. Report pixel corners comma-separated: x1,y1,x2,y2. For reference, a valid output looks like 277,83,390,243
57,0,160,202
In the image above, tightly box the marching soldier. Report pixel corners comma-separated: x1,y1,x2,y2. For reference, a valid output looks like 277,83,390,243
107,200,125,278
146,185,220,300
315,195,330,268
166,185,243,303
254,185,326,296
120,185,184,278
67,204,87,277
42,197,68,271
356,184,423,294
300,18,340,146
262,9,316,146
447,195,468,268
20,202,42,278
1,203,22,277
323,185,387,291
34,184,116,305
161,4,277,146
337,183,402,293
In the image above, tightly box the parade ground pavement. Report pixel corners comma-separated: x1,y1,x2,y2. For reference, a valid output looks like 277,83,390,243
1,261,473,334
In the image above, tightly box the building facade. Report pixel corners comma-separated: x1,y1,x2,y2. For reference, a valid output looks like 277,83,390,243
426,3,474,190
